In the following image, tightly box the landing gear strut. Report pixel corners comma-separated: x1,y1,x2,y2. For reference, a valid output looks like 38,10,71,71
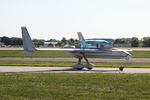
119,57,129,71
72,56,84,70
72,53,94,70
82,53,94,70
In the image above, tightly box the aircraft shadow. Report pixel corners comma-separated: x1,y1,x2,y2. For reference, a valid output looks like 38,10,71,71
2,68,120,73
50,69,119,73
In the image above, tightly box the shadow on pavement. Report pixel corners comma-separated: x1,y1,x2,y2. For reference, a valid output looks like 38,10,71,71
1,68,120,73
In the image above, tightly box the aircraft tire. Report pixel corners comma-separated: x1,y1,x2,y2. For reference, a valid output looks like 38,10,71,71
119,67,124,71
72,64,84,70
84,63,94,70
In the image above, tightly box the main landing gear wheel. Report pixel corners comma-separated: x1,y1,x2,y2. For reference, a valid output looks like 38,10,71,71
84,63,94,70
72,64,84,70
73,53,94,70
119,67,124,71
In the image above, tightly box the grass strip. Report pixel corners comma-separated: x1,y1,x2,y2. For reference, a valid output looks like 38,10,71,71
0,73,150,100
0,50,150,58
130,51,150,58
0,60,150,68
0,50,70,57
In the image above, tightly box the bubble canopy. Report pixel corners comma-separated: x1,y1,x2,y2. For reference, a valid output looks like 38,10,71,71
79,39,110,49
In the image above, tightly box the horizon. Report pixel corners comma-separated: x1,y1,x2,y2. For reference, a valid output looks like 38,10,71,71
0,34,148,41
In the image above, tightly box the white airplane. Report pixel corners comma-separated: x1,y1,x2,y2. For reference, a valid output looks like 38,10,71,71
21,27,132,71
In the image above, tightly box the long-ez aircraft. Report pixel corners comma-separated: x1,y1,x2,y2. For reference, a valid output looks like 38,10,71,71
21,27,132,71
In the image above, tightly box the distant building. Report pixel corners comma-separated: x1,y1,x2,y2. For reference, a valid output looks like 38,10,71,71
63,45,75,48
44,42,58,47
0,42,5,47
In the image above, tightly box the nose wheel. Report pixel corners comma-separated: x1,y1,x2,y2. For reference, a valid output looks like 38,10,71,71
119,67,124,71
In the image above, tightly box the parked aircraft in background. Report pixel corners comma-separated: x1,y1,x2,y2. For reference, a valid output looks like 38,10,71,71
21,27,132,71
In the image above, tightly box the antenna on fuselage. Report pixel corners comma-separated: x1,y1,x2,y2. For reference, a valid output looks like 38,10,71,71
77,32,86,49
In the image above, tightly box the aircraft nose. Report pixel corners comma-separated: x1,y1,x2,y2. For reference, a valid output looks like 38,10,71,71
122,50,132,57
127,52,132,57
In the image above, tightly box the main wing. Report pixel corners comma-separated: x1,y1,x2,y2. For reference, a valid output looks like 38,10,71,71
37,48,108,53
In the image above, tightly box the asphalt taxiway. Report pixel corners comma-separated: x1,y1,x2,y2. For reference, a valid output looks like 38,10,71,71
0,66,150,73
1,57,150,63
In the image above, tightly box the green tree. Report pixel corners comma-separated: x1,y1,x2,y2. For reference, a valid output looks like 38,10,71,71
130,37,139,47
32,39,45,47
1,36,11,45
114,38,131,44
57,41,62,47
142,37,150,47
11,37,23,45
47,39,58,42
68,38,75,45
61,37,67,45
61,42,65,47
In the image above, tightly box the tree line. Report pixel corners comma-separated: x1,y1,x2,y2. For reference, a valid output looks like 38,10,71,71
114,37,150,47
0,36,22,46
1,36,150,47
0,36,78,47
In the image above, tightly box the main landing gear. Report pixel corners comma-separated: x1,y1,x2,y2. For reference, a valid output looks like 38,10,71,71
119,57,129,71
72,54,94,70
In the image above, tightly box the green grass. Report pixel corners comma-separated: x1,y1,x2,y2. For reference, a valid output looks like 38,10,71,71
130,51,150,58
0,73,150,100
0,60,150,68
0,50,150,58
0,50,70,57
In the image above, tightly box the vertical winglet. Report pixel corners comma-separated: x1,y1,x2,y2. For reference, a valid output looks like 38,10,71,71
77,32,85,40
21,27,35,53
77,32,86,49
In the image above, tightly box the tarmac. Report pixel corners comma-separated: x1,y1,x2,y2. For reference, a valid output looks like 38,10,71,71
1,66,150,73
1,57,150,63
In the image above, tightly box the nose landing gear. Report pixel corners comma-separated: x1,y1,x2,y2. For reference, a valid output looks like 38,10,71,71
119,57,129,71
119,67,124,71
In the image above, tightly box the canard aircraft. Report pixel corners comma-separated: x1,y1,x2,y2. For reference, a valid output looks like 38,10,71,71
21,27,132,71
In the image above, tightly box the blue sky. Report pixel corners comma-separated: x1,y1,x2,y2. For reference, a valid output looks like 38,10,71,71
0,0,150,40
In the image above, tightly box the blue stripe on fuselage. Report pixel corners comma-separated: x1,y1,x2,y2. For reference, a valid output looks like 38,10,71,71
85,54,129,58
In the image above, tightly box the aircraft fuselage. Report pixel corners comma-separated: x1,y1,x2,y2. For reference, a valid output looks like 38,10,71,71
69,48,131,59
